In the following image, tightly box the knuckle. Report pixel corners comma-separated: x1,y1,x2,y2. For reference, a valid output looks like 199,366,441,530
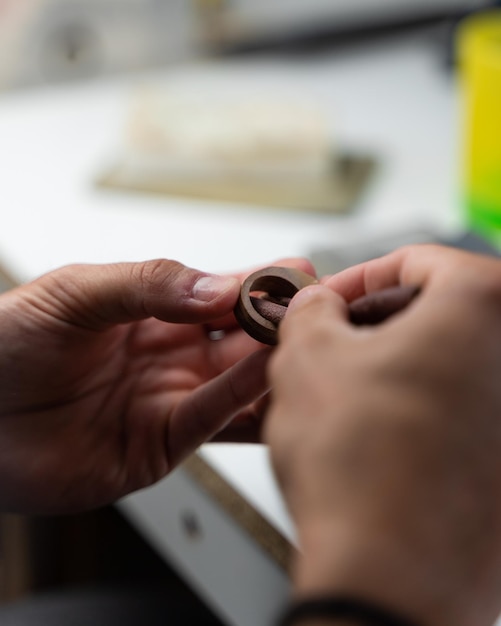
477,262,501,300
32,264,96,321
452,257,501,312
132,259,185,292
40,263,87,294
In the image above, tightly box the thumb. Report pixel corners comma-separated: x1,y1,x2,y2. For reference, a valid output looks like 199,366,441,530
279,284,349,342
31,259,241,328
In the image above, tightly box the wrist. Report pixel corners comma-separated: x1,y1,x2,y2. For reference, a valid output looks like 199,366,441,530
291,519,478,626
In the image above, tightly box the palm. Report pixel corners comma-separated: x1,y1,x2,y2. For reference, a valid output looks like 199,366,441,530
0,308,262,514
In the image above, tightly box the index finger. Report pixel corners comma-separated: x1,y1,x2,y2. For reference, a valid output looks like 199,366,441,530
321,244,463,302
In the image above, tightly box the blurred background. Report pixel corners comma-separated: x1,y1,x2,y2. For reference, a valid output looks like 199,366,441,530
0,0,494,89
1,1,501,625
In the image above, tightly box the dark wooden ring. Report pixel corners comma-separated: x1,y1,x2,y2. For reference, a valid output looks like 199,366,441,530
234,266,317,345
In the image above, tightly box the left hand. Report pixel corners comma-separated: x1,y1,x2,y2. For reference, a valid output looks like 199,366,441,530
0,257,314,514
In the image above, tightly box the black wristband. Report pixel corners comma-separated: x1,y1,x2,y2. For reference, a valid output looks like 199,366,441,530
277,596,420,626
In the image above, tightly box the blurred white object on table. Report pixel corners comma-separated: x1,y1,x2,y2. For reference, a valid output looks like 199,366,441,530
98,85,376,214
124,87,332,181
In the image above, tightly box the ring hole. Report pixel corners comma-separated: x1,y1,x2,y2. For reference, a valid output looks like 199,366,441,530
249,290,292,307
249,289,268,299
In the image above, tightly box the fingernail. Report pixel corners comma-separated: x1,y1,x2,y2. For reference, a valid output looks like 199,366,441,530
193,275,239,302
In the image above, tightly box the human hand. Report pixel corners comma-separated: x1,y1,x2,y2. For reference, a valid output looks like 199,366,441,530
0,257,314,514
265,245,501,626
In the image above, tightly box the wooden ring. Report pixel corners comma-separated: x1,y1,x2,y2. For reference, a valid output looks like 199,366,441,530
234,266,317,345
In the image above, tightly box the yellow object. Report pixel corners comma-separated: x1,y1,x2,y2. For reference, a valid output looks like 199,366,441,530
457,10,501,238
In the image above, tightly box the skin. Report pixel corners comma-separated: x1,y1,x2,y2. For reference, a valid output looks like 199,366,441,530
0,256,314,514
3,244,501,625
265,245,501,626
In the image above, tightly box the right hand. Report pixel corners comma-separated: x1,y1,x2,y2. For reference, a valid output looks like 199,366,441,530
264,245,501,626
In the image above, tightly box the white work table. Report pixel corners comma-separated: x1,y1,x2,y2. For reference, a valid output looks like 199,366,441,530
0,31,461,626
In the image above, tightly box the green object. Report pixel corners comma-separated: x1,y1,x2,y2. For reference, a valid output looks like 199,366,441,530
457,10,501,240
